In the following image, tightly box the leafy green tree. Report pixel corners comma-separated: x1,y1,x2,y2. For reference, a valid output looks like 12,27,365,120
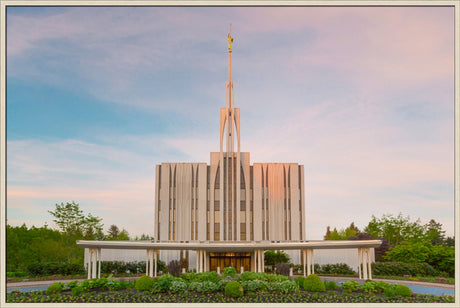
264,250,290,266
48,201,103,240
118,228,130,240
364,213,425,246
107,225,120,240
445,236,455,247
424,219,446,246
324,223,358,240
384,241,431,263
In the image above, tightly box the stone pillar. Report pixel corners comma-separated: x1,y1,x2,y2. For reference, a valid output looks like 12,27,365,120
240,266,244,273
217,267,220,275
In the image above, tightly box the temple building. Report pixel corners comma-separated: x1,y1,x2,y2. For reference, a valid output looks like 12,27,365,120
78,29,381,280
154,28,305,270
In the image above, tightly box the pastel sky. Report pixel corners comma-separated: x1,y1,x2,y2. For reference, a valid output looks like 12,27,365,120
5,5,455,240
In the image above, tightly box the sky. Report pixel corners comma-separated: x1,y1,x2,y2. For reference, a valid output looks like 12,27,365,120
5,5,455,240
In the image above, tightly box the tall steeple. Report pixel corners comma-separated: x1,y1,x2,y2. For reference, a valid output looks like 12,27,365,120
219,25,241,241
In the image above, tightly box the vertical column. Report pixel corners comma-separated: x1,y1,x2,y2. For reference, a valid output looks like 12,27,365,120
251,252,255,272
146,250,149,276
196,250,200,273
302,249,307,278
154,250,158,277
87,249,92,279
357,248,362,279
306,249,311,276
310,250,315,274
150,249,154,277
91,249,97,279
97,248,102,279
367,248,373,280
363,248,368,280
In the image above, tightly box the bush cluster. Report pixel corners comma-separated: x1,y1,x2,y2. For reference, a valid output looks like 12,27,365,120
303,274,325,292
224,281,244,298
27,262,85,276
372,262,439,277
101,260,166,275
316,263,355,275
46,282,64,295
135,275,154,291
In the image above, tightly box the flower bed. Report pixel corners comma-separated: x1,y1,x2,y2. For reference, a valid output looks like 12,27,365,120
6,272,455,304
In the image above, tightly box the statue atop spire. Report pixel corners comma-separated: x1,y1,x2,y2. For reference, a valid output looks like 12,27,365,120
227,24,233,52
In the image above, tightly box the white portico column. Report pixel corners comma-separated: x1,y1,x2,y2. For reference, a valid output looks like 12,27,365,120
358,248,362,279
87,248,98,279
367,248,373,280
97,248,102,278
251,252,256,272
302,249,307,278
154,250,158,277
306,249,311,276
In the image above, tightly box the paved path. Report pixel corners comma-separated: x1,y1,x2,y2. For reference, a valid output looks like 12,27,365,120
317,275,455,290
7,276,138,289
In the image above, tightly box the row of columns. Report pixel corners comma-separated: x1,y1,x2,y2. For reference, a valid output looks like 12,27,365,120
146,249,159,277
301,249,315,277
358,247,372,280
86,247,374,280
195,250,209,273
87,248,102,279
251,249,265,273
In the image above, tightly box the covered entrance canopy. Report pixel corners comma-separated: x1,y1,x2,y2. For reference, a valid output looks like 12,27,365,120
77,239,382,280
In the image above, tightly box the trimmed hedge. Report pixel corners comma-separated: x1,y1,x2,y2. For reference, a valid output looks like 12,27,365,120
27,262,84,276
372,262,439,277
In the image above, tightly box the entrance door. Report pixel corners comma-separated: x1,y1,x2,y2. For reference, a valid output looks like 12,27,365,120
209,252,251,272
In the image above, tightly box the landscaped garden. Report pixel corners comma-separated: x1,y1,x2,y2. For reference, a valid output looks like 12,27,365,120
7,269,455,304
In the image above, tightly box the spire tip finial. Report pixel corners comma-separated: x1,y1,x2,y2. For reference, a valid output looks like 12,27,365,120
227,24,233,52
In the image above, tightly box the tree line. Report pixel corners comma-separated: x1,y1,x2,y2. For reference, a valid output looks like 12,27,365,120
7,201,153,273
323,213,455,276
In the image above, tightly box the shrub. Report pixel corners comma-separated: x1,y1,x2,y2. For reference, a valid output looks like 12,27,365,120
155,274,175,292
169,280,187,293
167,260,182,277
135,275,154,291
197,271,221,283
303,274,325,292
394,284,412,297
372,261,439,277
222,267,237,277
341,280,359,293
71,286,84,296
197,281,218,293
46,282,63,295
324,280,338,290
224,281,244,298
294,276,305,289
181,272,198,283
275,263,290,276
188,281,201,291
267,280,299,293
217,279,231,291
238,271,258,282
316,263,355,276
